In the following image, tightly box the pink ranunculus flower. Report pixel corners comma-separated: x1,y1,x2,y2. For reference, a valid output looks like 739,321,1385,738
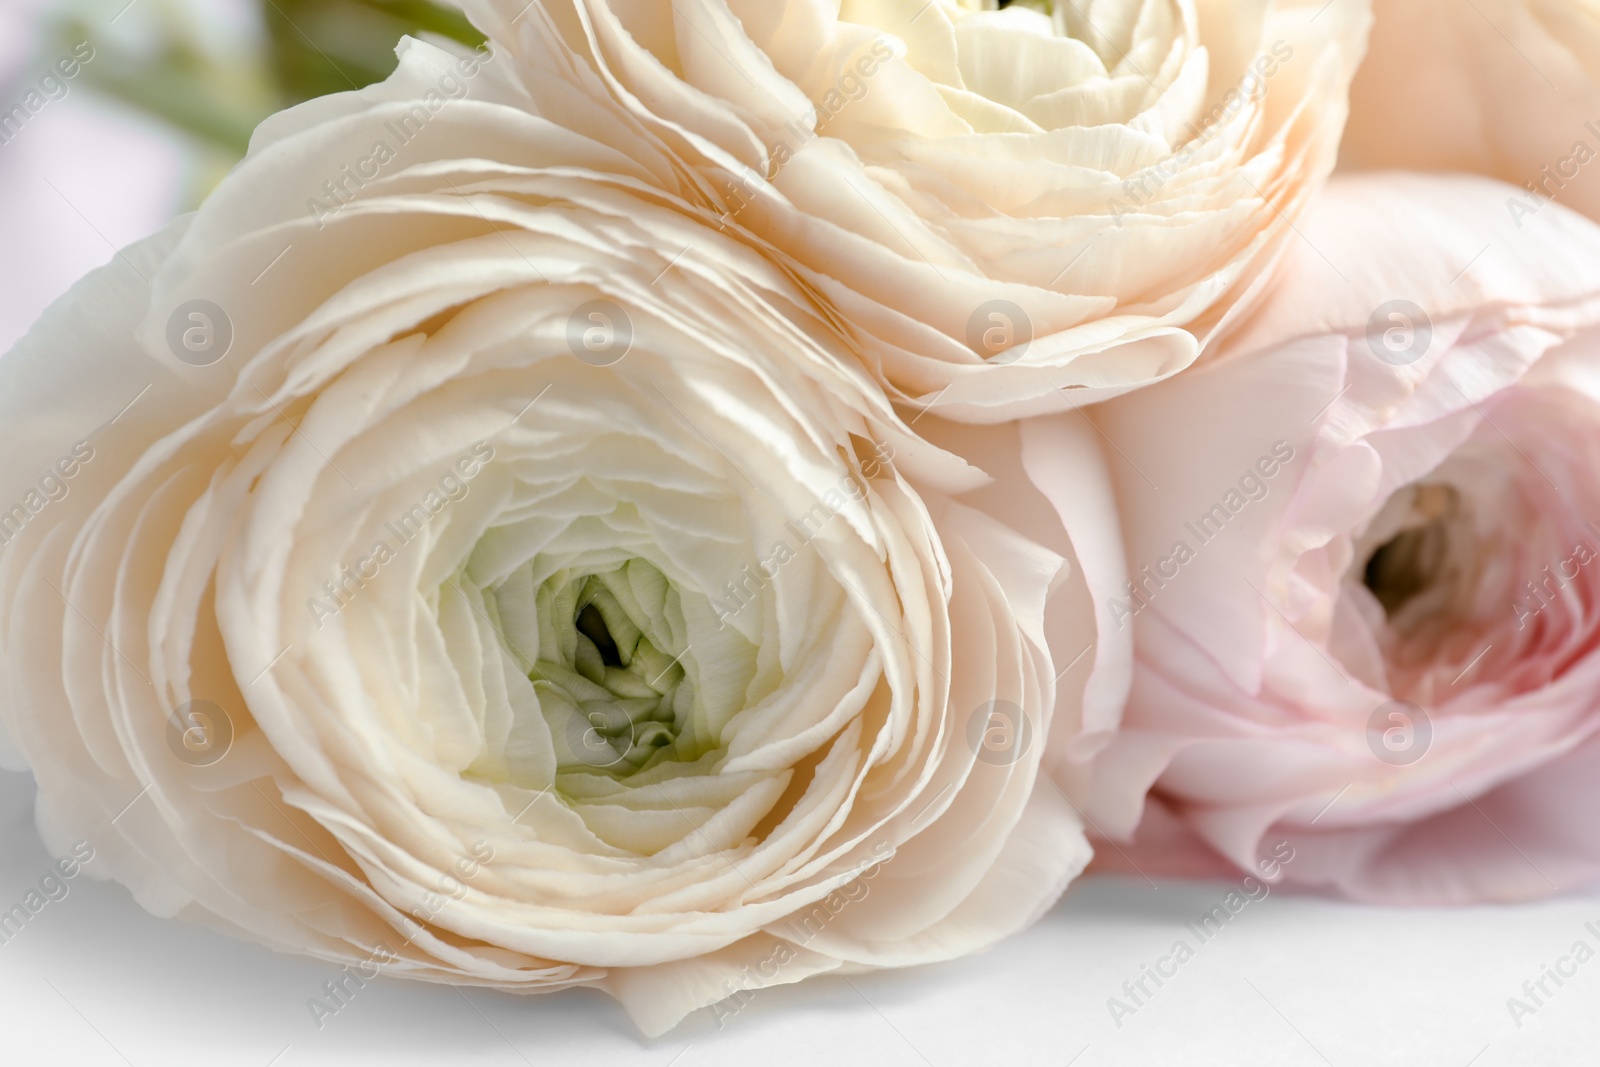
1024,172,1600,903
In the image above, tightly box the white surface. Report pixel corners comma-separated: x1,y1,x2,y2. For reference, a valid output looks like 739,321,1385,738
3,29,1600,1067
2,767,1597,1066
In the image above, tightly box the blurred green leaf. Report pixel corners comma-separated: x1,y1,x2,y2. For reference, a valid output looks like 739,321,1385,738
66,44,266,155
46,0,484,180
262,0,485,105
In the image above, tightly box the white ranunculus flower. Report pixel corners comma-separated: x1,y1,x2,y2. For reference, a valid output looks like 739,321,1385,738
465,0,1370,420
0,38,1098,1035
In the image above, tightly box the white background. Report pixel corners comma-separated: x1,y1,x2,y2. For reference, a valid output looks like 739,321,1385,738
3,10,1600,1067
4,766,1599,1066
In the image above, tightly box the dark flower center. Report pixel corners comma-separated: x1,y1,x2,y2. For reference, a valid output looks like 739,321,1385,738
1361,485,1464,622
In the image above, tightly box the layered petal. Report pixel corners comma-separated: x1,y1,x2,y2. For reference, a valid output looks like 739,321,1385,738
461,0,1372,420
1020,173,1600,903
0,37,1093,1034
1345,0,1600,225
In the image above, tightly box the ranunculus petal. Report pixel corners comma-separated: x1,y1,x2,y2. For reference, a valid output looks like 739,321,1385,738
1015,173,1600,902
0,32,1103,1033
465,0,1372,420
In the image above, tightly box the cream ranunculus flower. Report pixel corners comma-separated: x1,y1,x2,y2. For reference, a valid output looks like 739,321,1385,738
1345,0,1600,225
0,39,1094,1035
465,0,1371,421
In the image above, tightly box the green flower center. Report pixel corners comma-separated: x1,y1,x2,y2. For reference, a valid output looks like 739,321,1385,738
523,560,693,776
